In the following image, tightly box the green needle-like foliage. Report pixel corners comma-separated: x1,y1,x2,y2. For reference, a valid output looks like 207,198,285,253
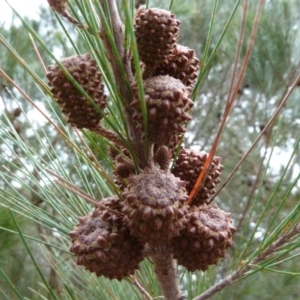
0,0,300,299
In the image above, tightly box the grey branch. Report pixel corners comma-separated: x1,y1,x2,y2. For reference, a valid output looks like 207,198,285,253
193,223,300,300
151,251,182,300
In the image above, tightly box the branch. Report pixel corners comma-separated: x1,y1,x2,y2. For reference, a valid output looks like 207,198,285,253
98,0,151,168
45,168,123,217
92,124,126,148
61,11,90,31
193,223,300,300
130,276,153,300
99,0,134,105
151,250,184,300
235,144,269,232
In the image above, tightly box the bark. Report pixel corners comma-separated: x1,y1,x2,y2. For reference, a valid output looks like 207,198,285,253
151,251,183,300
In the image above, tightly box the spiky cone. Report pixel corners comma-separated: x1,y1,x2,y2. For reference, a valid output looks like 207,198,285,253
172,148,223,206
171,204,236,272
122,168,188,246
134,7,180,67
131,75,194,147
154,44,200,87
69,197,144,280
46,54,107,129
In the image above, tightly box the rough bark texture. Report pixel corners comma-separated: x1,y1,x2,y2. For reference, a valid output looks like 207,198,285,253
151,251,182,300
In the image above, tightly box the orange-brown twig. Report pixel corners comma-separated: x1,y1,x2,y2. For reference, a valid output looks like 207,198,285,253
188,0,254,204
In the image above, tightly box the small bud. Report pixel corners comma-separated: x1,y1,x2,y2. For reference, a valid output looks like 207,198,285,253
13,108,22,117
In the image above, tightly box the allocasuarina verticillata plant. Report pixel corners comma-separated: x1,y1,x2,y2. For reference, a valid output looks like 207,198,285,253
46,1,236,299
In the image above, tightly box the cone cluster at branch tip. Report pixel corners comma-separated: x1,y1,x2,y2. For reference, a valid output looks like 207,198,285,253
57,6,237,280
46,54,107,129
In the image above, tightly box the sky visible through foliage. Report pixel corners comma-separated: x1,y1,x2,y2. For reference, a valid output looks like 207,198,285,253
1,0,44,25
1,0,298,182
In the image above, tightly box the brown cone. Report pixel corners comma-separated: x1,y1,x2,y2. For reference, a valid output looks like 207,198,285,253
172,148,223,205
122,168,188,246
47,54,107,129
134,7,180,67
69,197,144,280
131,75,193,147
172,204,236,272
154,44,200,87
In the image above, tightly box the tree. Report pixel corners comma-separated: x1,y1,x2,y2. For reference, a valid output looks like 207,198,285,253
0,0,300,299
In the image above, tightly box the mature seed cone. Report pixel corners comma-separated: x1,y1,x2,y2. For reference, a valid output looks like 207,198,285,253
172,204,236,272
154,44,200,87
131,75,194,147
172,148,223,206
46,54,107,129
122,168,189,245
134,7,180,66
47,0,67,15
69,197,144,280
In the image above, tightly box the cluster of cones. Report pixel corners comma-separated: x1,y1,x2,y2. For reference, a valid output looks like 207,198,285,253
46,6,236,280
